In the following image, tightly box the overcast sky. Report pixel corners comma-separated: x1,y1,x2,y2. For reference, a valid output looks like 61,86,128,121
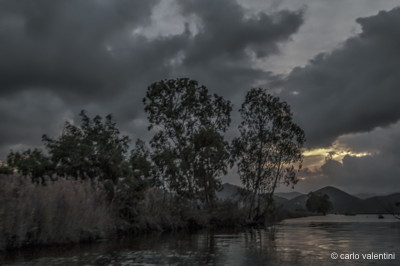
1,0,400,195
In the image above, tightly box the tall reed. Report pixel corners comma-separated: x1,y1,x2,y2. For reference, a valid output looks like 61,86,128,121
0,175,113,250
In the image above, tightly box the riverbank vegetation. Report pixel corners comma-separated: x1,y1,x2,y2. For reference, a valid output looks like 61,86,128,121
0,175,248,250
0,78,305,251
0,175,112,250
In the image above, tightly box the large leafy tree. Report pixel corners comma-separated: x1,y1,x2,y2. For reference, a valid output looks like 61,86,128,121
232,88,305,219
42,110,130,182
143,78,232,205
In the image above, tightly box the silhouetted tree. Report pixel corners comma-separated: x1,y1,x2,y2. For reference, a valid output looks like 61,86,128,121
232,88,305,220
42,110,130,183
143,78,232,206
7,148,52,184
306,192,332,215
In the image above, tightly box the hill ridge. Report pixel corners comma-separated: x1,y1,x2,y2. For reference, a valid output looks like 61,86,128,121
218,183,400,214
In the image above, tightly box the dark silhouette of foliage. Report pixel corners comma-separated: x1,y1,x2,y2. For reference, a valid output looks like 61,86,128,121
232,88,305,219
143,78,232,205
130,139,154,183
306,192,332,215
0,163,12,175
114,176,147,223
42,110,130,183
7,148,52,184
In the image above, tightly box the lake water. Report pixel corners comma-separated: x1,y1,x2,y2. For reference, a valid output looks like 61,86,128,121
2,215,400,265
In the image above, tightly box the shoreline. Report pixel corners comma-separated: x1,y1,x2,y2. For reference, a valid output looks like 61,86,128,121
0,209,318,254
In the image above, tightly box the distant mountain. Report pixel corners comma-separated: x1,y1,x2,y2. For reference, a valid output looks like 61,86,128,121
217,183,288,204
355,193,376,200
284,186,371,213
275,191,304,200
218,183,400,214
284,186,400,214
364,193,400,213
317,186,370,213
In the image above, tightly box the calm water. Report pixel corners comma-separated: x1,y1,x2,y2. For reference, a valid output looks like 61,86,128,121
2,215,400,265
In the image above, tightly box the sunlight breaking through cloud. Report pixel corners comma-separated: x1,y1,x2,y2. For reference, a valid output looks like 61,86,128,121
302,146,372,169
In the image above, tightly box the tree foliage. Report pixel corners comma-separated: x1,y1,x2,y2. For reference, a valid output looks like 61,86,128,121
114,176,147,223
306,192,332,215
232,88,305,218
7,148,52,184
42,110,130,182
0,164,12,175
143,78,232,205
130,139,154,183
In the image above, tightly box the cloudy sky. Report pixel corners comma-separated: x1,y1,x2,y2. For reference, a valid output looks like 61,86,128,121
1,0,400,195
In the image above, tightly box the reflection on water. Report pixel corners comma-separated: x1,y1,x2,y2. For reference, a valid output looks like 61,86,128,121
2,215,400,265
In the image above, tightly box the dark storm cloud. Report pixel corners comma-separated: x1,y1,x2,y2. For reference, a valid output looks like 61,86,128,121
292,122,400,194
0,0,159,97
175,0,303,97
0,0,304,158
337,123,400,157
0,89,71,157
178,0,304,63
281,7,400,148
321,152,400,194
